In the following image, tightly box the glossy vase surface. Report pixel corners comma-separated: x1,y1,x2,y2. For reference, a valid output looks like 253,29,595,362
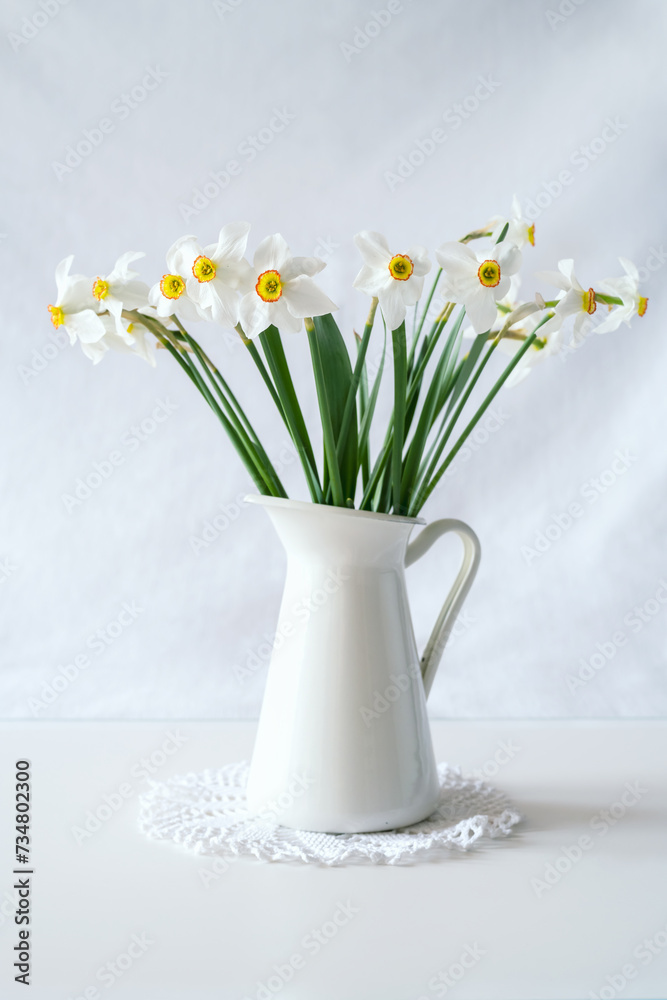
245,496,480,833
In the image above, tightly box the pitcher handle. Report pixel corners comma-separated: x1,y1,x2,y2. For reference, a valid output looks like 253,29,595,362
405,519,481,698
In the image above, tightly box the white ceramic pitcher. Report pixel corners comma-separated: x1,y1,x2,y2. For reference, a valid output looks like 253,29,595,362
244,495,481,833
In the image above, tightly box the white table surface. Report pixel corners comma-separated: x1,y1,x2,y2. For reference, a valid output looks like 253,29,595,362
0,720,665,1000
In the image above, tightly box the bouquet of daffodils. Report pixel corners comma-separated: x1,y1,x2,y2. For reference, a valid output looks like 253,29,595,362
49,202,647,516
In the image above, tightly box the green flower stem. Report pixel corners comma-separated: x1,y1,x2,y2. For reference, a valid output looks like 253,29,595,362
140,317,274,495
235,324,286,420
256,325,323,504
390,322,407,515
407,303,455,399
336,297,377,464
414,333,538,513
408,335,497,515
408,268,443,372
172,324,287,497
305,317,344,507
595,293,624,306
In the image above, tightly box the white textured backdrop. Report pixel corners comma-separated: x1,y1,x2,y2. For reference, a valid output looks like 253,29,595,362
1,0,666,719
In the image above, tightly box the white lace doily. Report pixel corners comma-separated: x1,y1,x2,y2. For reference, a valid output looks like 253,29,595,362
138,762,522,866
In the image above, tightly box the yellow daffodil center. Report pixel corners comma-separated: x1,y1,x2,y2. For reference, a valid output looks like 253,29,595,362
160,274,186,300
583,288,597,315
48,305,64,328
527,224,535,247
256,269,283,302
388,254,414,281
638,296,648,317
477,260,501,287
92,278,109,300
192,255,216,283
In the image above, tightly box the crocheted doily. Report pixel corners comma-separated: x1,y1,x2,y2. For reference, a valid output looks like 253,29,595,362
138,762,521,866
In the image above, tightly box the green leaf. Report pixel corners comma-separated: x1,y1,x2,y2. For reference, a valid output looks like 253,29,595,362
400,307,466,510
307,320,345,506
390,322,407,514
259,326,323,502
312,313,358,502
358,321,386,491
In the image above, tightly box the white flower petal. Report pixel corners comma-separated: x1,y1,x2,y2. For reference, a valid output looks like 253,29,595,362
378,282,408,331
464,287,497,335
407,246,432,277
254,234,291,274
496,242,522,276
619,257,639,282
283,275,337,318
353,262,390,296
210,221,251,261
281,256,326,282
208,282,241,327
353,231,391,269
166,235,198,273
273,299,302,334
400,274,425,307
55,255,75,300
65,309,107,344
535,269,571,293
106,251,144,284
239,291,270,339
109,279,150,311
435,241,477,273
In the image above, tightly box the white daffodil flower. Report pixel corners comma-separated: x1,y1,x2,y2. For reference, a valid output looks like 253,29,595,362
78,313,156,366
596,257,649,333
492,196,536,249
352,231,431,331
536,258,599,342
170,222,254,328
48,256,107,345
90,251,150,335
148,238,205,323
238,234,338,339
436,240,522,335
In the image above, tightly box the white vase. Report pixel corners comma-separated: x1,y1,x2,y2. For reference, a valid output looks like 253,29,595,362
244,496,480,833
